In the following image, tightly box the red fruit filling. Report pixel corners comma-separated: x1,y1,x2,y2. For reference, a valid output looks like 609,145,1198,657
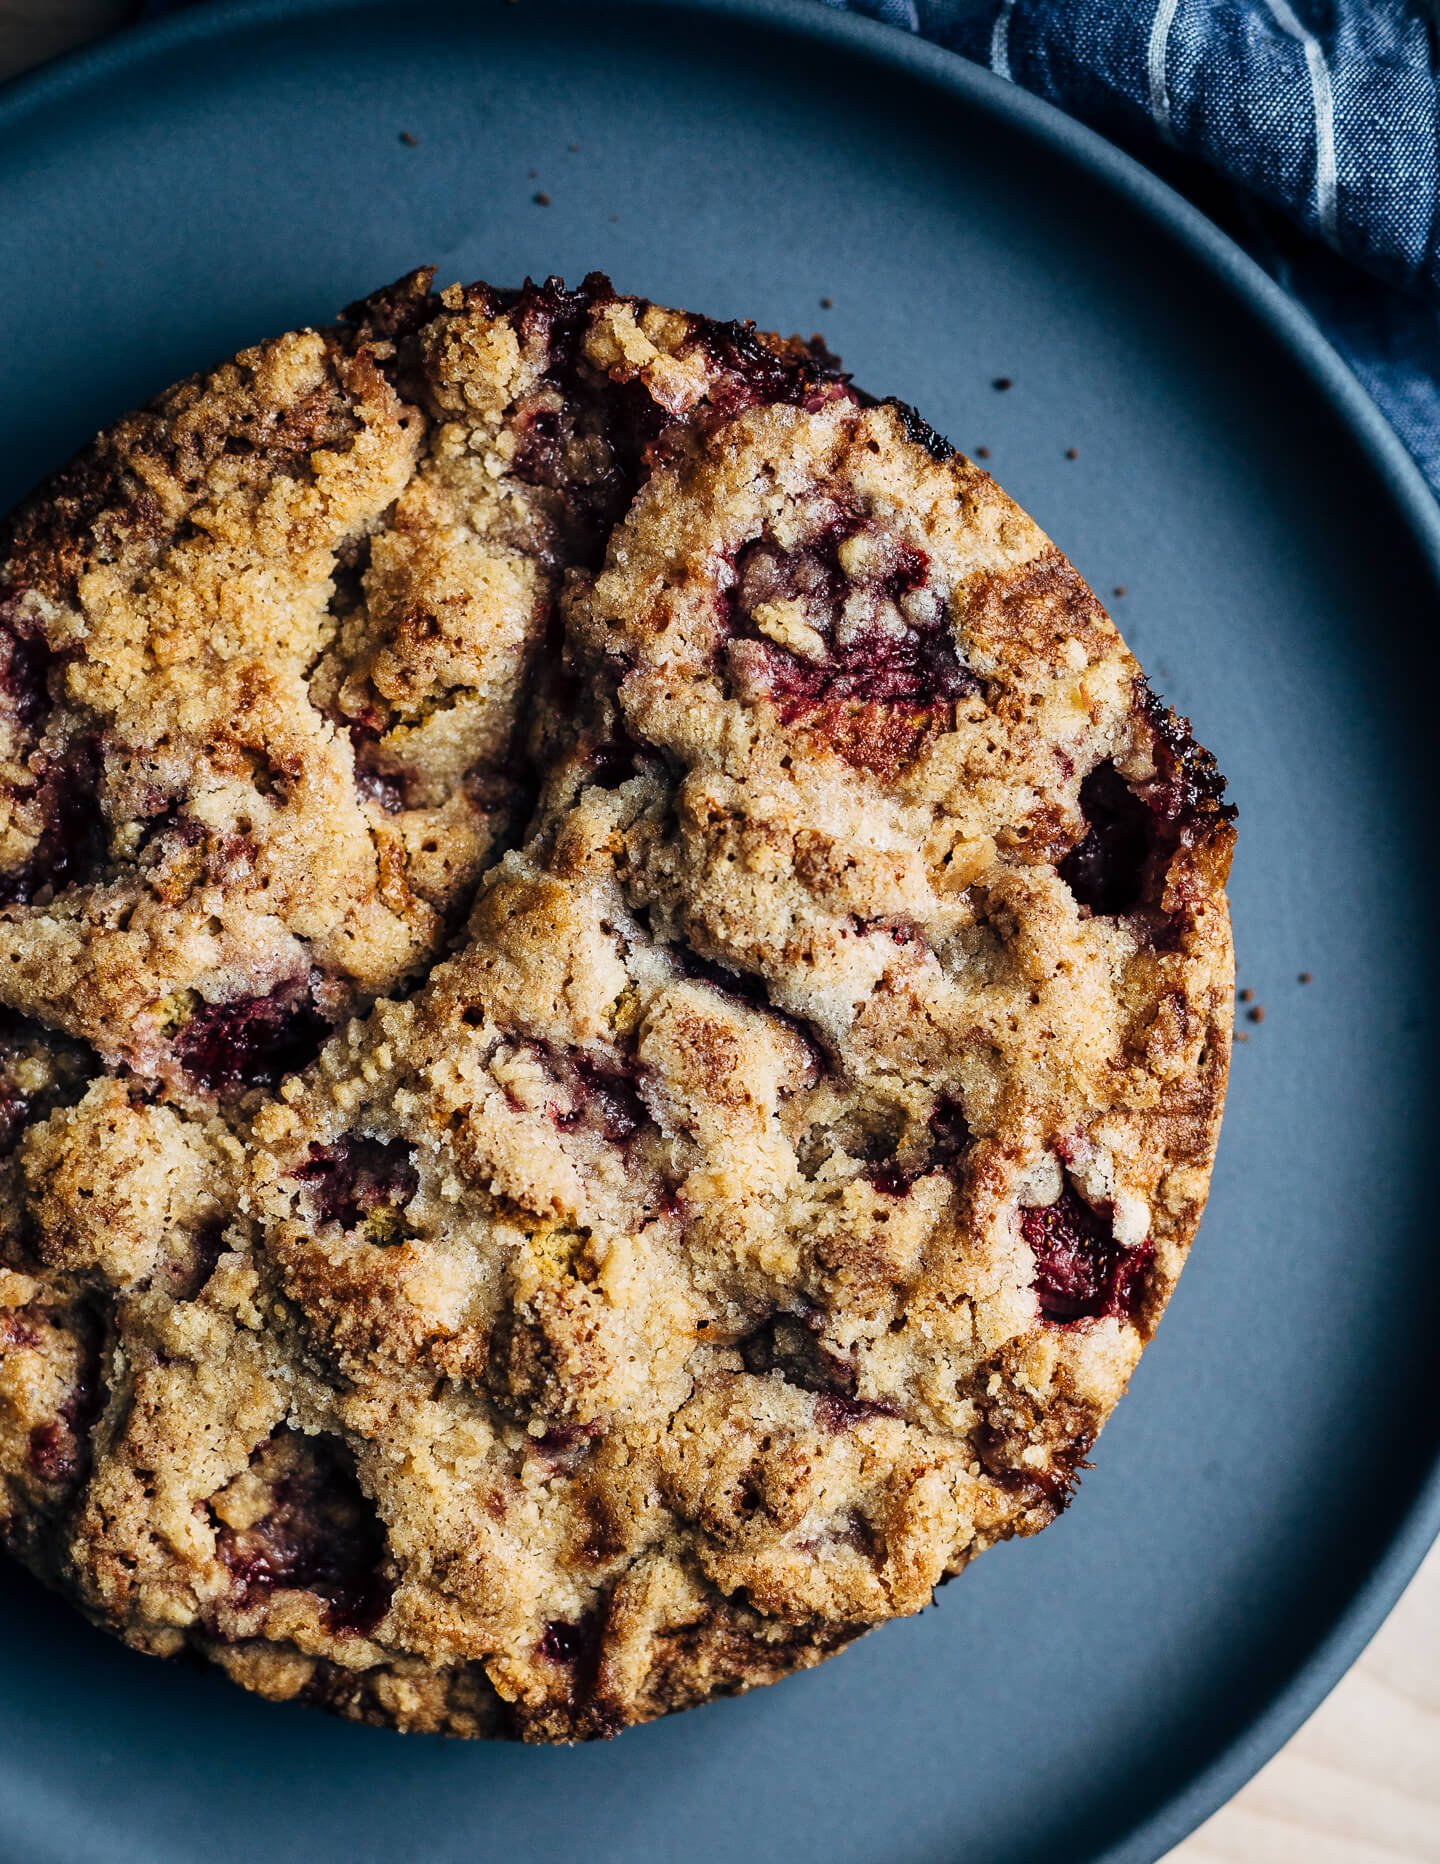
0,735,105,907
538,1604,622,1737
528,1421,602,1468
1021,1181,1152,1325
24,1421,78,1485
1058,761,1153,915
0,1081,42,1157
583,727,656,791
353,751,409,815
727,526,975,712
1060,679,1234,920
291,1133,419,1232
214,1432,393,1637
540,1614,598,1665
22,1308,104,1492
0,594,55,731
813,1390,901,1435
173,978,328,1095
550,1052,649,1148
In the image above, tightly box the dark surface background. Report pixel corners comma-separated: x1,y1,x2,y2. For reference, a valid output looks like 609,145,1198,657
0,6,1438,1862
134,0,1440,495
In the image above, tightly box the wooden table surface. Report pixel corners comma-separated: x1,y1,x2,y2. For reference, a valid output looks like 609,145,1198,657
2,4,1438,1858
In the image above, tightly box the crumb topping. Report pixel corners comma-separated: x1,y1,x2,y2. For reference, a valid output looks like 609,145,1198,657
0,272,1234,1742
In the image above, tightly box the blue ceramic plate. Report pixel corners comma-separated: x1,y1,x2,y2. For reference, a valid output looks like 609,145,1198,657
1,5,1437,1861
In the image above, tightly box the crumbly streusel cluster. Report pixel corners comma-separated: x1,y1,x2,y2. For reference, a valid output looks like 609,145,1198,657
0,272,1234,1740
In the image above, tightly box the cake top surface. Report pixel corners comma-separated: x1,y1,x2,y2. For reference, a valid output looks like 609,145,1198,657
0,271,1234,1740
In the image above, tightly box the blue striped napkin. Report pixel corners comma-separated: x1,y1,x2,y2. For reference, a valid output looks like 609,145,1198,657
135,0,1440,497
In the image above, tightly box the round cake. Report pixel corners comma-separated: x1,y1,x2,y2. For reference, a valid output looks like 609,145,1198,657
0,272,1235,1740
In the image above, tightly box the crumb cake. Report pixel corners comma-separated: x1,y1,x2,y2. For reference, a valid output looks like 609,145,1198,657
0,272,1235,1740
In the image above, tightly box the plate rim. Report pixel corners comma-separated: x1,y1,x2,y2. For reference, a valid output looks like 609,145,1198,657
2,3,1439,1860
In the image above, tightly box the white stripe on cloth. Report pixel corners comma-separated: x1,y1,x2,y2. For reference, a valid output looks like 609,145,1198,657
990,0,1015,81
1262,0,1339,244
1147,0,1181,146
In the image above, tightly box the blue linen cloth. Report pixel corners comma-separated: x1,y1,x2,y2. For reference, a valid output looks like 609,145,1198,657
137,0,1440,495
